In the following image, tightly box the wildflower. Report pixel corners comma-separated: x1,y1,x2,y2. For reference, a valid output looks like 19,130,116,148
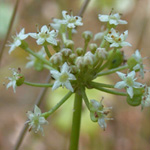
141,86,150,109
6,68,24,93
8,28,28,54
104,28,131,48
89,99,113,130
29,25,58,45
98,13,127,25
50,18,66,30
132,50,145,78
50,62,76,92
26,47,46,69
115,71,143,98
62,10,83,28
26,105,48,135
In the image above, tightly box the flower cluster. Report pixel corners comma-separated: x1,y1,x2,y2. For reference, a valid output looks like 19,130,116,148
7,10,150,135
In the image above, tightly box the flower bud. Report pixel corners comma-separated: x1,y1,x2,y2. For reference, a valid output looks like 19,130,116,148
76,47,84,56
89,43,98,53
127,57,138,71
82,31,93,42
107,49,124,69
61,48,72,57
65,40,74,49
50,52,63,65
75,56,84,69
84,51,94,66
68,53,77,64
70,65,78,74
95,48,108,59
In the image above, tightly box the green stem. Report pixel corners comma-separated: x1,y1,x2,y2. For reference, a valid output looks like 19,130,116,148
68,28,72,40
44,45,51,58
83,41,89,54
97,65,128,77
81,87,90,110
42,91,73,119
24,81,53,87
90,82,114,88
21,46,53,68
90,82,127,96
62,33,67,44
69,92,82,150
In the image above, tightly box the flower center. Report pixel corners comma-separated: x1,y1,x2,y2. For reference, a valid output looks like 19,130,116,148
126,77,133,86
39,32,50,38
68,17,76,23
59,73,69,82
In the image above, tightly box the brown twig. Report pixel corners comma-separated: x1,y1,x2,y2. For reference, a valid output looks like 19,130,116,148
0,0,21,65
78,0,91,17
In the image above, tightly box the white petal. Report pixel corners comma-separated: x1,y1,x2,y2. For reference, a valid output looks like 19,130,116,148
121,42,132,47
115,81,126,89
68,74,76,80
46,38,57,45
98,14,109,22
15,39,21,47
118,20,127,24
127,87,133,98
116,71,126,80
98,117,107,130
52,80,61,90
133,82,143,88
36,38,45,45
110,43,119,47
29,33,38,39
109,19,118,25
51,70,60,80
41,25,49,32
61,62,69,73
26,61,34,68
34,105,41,115
128,71,135,79
64,80,74,92
9,44,16,54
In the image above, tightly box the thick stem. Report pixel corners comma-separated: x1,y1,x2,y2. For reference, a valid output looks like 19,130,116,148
69,92,82,150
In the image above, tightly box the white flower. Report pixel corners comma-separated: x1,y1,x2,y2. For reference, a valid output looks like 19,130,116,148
104,28,131,48
50,62,76,92
26,47,46,68
29,25,58,45
141,86,150,109
26,105,48,135
89,99,113,130
6,68,22,93
8,28,28,54
115,71,143,98
50,18,66,30
132,50,145,79
98,13,127,25
62,10,83,28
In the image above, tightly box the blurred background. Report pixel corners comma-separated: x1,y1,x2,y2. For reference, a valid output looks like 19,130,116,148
0,0,150,150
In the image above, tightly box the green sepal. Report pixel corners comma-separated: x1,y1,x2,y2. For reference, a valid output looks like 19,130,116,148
16,74,25,86
90,112,98,122
107,49,124,69
126,95,142,106
20,40,28,49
